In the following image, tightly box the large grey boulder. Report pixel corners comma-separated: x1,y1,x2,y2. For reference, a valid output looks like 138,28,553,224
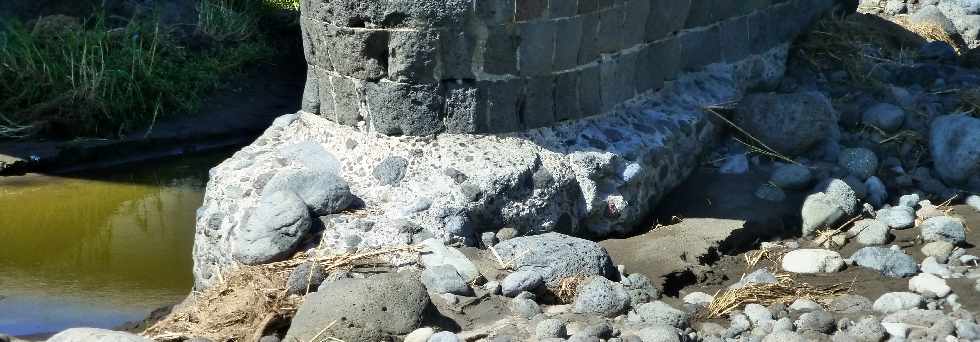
47,328,151,342
734,91,838,156
801,179,858,236
572,276,630,317
284,272,429,341
920,216,967,244
493,233,617,286
850,247,918,278
262,167,353,216
930,114,980,186
231,191,313,265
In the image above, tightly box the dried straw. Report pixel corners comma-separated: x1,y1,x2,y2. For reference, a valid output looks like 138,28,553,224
142,245,422,341
696,273,851,319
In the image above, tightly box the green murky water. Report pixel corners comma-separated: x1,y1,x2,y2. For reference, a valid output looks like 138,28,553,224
0,151,229,336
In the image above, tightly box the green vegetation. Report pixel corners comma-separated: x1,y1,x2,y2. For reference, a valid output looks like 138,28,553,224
0,0,298,139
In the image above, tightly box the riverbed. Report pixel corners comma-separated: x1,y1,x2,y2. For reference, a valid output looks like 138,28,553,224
0,150,230,337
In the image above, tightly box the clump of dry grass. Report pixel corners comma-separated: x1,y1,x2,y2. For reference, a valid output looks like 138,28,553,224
552,275,588,304
743,245,788,271
891,15,967,52
792,13,958,90
142,245,422,342
696,272,851,320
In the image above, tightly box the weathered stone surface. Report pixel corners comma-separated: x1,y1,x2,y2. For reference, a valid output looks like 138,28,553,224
297,0,834,136
419,239,480,283
734,91,838,156
502,270,544,297
572,276,630,317
920,216,967,244
850,247,918,278
285,261,327,295
930,114,980,187
47,328,151,342
629,301,690,329
862,103,905,132
770,163,813,190
284,272,429,341
801,179,858,237
421,264,472,295
838,147,879,180
852,219,891,245
494,233,617,286
231,191,312,265
781,249,845,273
193,45,795,289
262,167,353,216
873,292,924,314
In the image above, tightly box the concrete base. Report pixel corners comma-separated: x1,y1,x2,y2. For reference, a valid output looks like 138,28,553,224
192,44,790,290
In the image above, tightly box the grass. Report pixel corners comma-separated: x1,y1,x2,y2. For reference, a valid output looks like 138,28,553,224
0,0,297,139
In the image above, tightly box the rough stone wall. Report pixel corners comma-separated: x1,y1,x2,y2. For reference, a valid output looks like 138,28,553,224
298,0,833,136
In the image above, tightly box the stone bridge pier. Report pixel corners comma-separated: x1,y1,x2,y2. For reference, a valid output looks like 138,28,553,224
192,0,839,289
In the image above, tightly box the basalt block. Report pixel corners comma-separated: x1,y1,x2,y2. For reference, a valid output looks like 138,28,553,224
295,0,837,136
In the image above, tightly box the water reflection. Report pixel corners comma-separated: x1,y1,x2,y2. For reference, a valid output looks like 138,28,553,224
0,152,227,336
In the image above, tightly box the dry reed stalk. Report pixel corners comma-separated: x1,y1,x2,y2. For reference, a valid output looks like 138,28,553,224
142,245,421,341
743,245,787,271
697,273,851,320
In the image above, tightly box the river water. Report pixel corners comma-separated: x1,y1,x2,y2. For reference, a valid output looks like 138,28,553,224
0,151,229,336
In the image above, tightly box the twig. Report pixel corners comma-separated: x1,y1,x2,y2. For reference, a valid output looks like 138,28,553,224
308,320,340,342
